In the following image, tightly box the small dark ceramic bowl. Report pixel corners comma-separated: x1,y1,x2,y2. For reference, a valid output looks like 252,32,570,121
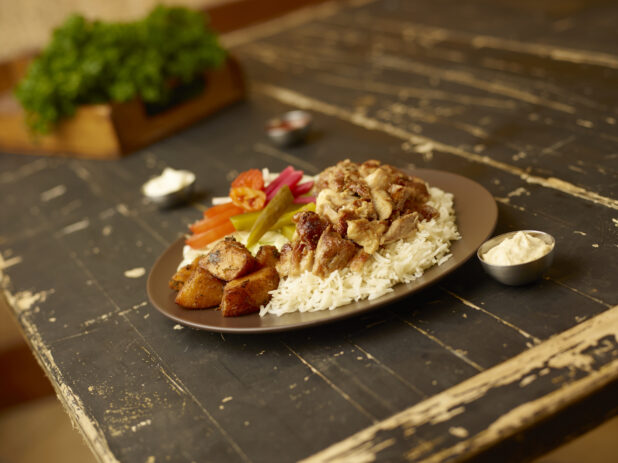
477,230,555,285
266,110,312,146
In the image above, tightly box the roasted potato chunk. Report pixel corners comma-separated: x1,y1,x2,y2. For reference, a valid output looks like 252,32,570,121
169,257,200,291
221,267,279,317
200,238,256,281
255,245,280,269
175,266,224,309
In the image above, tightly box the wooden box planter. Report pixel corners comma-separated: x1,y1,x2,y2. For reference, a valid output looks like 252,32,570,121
0,57,245,159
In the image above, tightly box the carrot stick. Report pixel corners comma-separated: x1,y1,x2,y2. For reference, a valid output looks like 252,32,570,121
186,221,236,249
203,203,244,218
190,211,239,234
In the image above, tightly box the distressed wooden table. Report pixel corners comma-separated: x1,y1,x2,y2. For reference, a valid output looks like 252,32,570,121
1,1,617,462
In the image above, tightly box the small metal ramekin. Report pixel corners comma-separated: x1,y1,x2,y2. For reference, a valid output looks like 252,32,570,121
266,110,312,147
477,230,555,285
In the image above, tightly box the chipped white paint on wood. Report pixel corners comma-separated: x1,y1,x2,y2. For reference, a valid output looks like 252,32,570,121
124,267,146,278
0,254,120,463
253,83,618,209
544,277,612,308
222,0,376,48
399,317,484,372
255,83,618,210
374,55,575,114
59,219,90,236
0,255,22,270
302,305,618,463
0,159,49,185
443,289,541,344
40,185,67,202
4,287,55,313
362,17,618,70
253,142,320,173
313,74,518,109
284,341,378,423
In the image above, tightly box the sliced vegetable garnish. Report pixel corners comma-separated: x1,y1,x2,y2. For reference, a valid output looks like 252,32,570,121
190,214,233,234
231,169,264,191
269,202,315,231
290,180,314,197
230,187,266,211
266,170,303,201
229,210,262,231
263,166,294,196
191,204,245,233
187,166,312,250
204,202,244,218
247,185,294,249
293,195,316,204
186,220,235,249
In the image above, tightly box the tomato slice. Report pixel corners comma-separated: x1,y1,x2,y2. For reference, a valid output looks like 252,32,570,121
230,187,266,211
231,169,264,190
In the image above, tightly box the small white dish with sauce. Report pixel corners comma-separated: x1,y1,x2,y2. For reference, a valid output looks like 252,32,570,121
477,230,555,285
142,167,196,208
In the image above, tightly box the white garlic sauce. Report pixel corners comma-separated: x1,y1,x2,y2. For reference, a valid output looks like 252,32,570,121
143,167,195,197
482,231,552,266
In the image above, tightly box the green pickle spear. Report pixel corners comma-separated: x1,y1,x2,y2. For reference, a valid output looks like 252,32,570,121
230,203,312,232
229,210,261,231
270,202,315,231
246,186,294,248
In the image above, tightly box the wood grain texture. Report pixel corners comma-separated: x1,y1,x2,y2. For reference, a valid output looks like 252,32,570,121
0,0,616,462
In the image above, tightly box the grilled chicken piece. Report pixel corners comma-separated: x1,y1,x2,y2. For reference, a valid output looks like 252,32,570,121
277,242,315,277
174,266,224,309
346,219,387,254
365,167,390,190
294,211,328,249
388,184,410,211
407,203,439,222
316,188,376,237
358,159,382,178
370,188,392,221
289,159,439,277
200,238,256,281
316,160,373,200
405,178,431,204
349,249,370,273
255,245,280,269
316,189,345,224
169,257,200,291
221,267,280,317
382,213,419,244
312,226,358,277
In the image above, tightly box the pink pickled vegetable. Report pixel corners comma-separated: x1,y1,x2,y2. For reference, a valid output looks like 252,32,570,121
266,170,303,201
264,166,294,195
293,195,316,204
290,180,314,196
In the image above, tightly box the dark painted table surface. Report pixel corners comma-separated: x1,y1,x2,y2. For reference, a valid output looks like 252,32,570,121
1,1,617,462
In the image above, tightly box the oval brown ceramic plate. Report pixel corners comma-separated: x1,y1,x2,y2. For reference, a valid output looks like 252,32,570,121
147,169,497,333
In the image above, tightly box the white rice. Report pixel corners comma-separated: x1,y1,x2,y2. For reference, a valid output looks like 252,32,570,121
260,186,460,317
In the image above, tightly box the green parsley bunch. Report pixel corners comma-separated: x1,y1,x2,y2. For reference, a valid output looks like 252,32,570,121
16,6,226,133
